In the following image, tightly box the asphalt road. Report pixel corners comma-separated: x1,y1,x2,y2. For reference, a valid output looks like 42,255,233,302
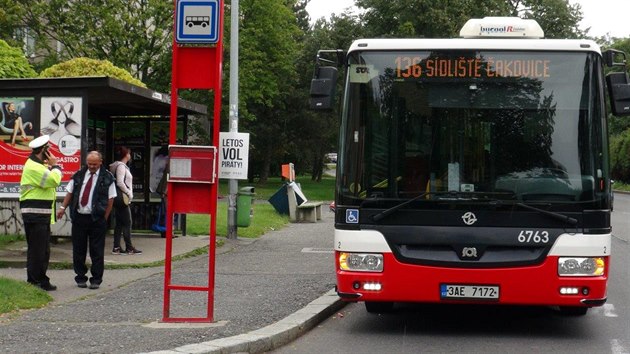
273,193,630,354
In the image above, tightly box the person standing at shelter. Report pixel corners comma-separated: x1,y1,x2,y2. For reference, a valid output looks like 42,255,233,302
109,146,141,255
19,135,62,291
56,151,116,289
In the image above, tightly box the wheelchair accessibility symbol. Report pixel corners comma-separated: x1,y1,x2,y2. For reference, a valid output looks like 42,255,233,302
346,209,359,224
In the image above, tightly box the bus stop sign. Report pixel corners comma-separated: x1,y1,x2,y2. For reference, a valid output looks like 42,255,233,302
176,0,220,44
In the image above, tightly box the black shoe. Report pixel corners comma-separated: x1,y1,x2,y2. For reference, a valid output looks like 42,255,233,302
88,283,100,290
112,247,127,255
126,247,142,255
77,282,87,288
40,283,57,291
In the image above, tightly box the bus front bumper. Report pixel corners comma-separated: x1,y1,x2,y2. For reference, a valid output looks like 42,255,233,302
336,253,608,308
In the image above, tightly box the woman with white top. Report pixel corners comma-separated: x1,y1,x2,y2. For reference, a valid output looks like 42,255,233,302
109,146,141,255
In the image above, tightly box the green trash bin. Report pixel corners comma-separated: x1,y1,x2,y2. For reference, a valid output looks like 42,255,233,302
237,186,255,227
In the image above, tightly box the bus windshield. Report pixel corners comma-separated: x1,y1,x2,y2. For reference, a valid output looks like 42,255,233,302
338,50,607,206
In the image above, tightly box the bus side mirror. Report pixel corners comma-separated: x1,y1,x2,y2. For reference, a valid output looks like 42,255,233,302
607,72,630,116
603,49,626,67
310,66,338,110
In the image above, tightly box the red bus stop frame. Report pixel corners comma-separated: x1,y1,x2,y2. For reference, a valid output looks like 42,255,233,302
162,0,224,323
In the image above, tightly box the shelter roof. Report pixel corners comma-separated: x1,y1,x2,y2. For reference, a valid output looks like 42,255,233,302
0,76,207,117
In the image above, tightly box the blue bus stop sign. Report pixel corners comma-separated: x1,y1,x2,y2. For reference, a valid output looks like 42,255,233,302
176,0,220,44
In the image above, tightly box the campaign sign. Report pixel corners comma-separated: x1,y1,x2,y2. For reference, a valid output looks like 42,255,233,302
218,132,249,180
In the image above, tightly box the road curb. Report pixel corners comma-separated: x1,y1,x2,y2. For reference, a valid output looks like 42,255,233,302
143,289,346,354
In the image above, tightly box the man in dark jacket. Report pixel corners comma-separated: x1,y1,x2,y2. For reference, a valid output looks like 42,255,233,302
57,151,115,289
19,135,62,291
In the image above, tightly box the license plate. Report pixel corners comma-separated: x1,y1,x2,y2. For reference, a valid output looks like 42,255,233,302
440,284,500,300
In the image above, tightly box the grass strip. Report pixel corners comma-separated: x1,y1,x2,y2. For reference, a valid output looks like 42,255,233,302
0,277,52,315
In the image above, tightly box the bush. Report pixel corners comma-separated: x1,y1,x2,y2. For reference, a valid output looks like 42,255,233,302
0,40,37,78
39,57,146,87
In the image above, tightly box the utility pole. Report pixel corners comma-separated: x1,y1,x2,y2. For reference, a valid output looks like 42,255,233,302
227,0,239,239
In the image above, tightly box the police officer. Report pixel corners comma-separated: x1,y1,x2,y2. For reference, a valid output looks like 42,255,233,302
19,135,62,291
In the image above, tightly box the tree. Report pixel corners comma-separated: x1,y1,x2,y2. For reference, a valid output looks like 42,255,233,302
10,0,172,90
607,38,630,136
356,0,510,38
232,0,302,183
509,0,585,39
294,13,365,181
355,0,584,39
610,130,630,182
0,1,24,47
0,39,36,78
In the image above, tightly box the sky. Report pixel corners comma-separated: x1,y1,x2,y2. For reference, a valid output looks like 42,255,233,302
305,0,630,38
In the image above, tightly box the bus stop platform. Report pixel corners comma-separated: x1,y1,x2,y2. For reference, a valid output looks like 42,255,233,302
0,210,341,354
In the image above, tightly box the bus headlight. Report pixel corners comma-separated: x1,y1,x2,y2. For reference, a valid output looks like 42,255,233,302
339,252,383,272
558,257,605,276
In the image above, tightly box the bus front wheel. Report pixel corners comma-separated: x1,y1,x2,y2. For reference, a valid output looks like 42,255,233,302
365,301,394,313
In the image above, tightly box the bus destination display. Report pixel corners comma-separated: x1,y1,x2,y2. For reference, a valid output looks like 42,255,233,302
394,56,551,79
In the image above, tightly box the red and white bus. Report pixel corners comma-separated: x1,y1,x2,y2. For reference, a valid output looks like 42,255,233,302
311,17,630,315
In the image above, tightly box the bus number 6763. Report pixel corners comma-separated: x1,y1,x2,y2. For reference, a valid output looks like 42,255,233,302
517,230,549,243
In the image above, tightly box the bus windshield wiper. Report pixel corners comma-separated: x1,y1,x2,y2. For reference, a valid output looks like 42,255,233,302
372,192,429,222
371,191,515,222
515,202,578,226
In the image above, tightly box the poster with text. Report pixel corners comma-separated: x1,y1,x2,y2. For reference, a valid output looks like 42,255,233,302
40,97,83,194
219,132,249,179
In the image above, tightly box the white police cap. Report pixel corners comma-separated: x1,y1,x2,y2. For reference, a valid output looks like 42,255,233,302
28,135,50,149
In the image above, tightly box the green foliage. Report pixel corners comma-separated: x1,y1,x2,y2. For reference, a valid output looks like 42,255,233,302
357,0,510,38
0,1,24,46
604,37,630,180
292,14,364,181
0,39,37,78
11,0,171,90
186,202,290,238
0,277,52,314
0,234,24,247
607,38,630,136
612,181,630,192
610,129,630,182
218,176,335,201
515,0,586,39
39,57,146,87
230,0,304,181
355,0,584,39
237,0,302,112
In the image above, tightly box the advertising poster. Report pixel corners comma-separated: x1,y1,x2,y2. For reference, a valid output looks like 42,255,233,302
40,97,83,193
0,97,82,197
0,97,36,197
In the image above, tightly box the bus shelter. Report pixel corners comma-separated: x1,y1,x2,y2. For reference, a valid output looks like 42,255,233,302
0,76,207,236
